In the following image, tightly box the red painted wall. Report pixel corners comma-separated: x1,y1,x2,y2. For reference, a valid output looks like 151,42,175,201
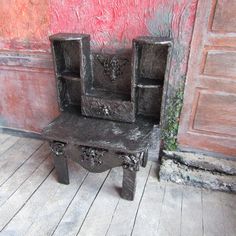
0,0,197,133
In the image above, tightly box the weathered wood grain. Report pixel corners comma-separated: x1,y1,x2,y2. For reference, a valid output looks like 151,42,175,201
0,138,43,185
43,112,153,153
0,142,50,206
178,0,236,157
0,134,10,144
156,183,183,236
2,160,87,235
0,156,54,231
0,136,20,156
193,92,236,137
53,171,109,236
220,192,236,236
202,190,226,236
23,162,88,236
181,186,203,236
106,163,151,236
204,51,236,78
212,0,236,32
132,165,166,236
0,136,235,236
77,168,122,236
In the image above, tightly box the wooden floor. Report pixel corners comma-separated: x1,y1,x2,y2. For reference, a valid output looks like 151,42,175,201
0,134,235,236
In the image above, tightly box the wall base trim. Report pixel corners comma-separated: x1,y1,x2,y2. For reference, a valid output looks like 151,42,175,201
0,127,43,140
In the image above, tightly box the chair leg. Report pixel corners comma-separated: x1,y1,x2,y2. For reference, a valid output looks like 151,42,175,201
52,154,69,184
50,141,69,185
121,167,137,201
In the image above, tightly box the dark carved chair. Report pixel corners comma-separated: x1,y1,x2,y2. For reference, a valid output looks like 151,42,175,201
43,34,172,200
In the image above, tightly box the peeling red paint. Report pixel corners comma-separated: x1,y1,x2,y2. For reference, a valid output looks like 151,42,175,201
0,0,197,132
50,0,154,50
0,0,198,52
0,0,49,42
49,0,197,51
0,70,59,132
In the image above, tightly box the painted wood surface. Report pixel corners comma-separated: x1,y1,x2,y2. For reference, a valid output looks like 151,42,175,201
0,136,20,156
132,164,166,236
0,0,197,133
0,134,236,236
178,0,236,157
0,143,50,206
105,163,151,236
53,171,109,236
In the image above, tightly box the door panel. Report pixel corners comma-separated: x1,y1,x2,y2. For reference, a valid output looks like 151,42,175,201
193,91,236,136
203,50,236,78
212,0,236,32
178,0,236,157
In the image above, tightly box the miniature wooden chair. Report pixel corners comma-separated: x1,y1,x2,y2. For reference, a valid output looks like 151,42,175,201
43,33,172,200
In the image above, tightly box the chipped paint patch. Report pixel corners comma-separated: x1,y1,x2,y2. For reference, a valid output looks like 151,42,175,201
0,0,197,133
0,0,49,44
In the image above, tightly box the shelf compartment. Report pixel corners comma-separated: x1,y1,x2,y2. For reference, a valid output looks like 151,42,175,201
137,86,163,122
132,36,172,123
133,36,172,84
136,77,163,88
50,33,92,111
51,40,81,77
59,71,80,81
57,78,81,111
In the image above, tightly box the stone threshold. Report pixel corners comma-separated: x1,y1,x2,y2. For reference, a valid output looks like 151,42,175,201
159,151,236,193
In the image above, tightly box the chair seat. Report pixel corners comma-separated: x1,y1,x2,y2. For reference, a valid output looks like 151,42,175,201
42,111,156,154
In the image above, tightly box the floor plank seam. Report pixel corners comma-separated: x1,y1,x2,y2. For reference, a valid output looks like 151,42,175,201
0,167,54,232
0,135,235,236
219,193,227,236
50,171,89,236
0,154,51,208
0,136,11,145
0,137,20,157
105,198,120,236
0,142,46,188
156,183,166,235
76,170,111,236
201,189,205,236
180,189,184,236
131,163,152,236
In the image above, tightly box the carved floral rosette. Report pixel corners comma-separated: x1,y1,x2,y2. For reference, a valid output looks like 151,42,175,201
97,55,128,81
119,153,141,172
80,146,106,170
50,141,66,156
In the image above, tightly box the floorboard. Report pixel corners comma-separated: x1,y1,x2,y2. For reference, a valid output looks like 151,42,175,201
24,162,88,236
0,135,235,236
202,190,227,236
0,142,50,206
0,138,43,186
105,162,152,236
132,164,166,236
0,136,20,157
156,183,183,236
0,156,53,231
77,168,123,236
220,192,236,236
181,186,203,236
53,171,109,236
0,134,10,145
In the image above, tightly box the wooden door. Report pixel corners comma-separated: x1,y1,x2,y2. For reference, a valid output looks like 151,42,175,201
178,0,236,157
